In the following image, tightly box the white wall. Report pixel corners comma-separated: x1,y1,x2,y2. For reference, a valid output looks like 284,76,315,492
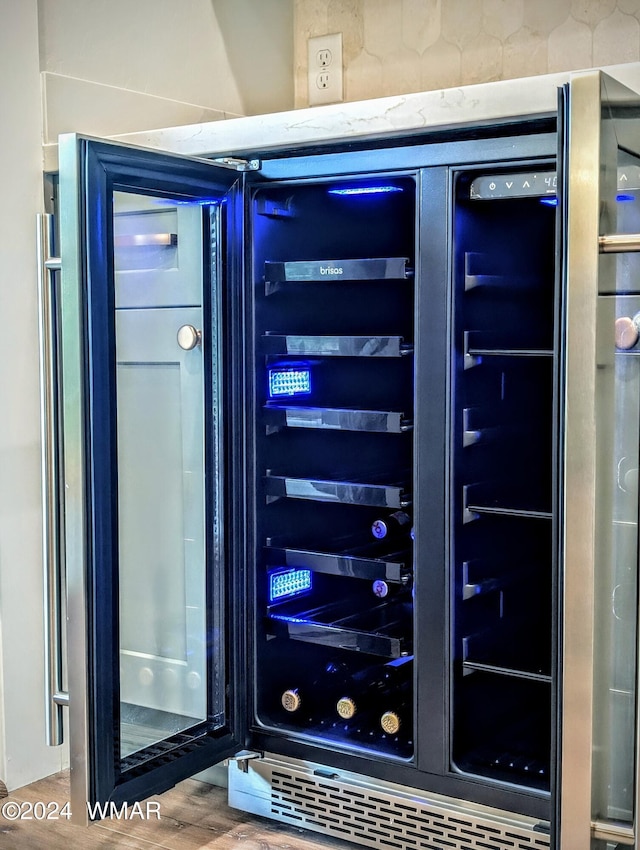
38,0,295,143
38,0,245,112
212,0,294,116
38,0,245,141
0,0,67,790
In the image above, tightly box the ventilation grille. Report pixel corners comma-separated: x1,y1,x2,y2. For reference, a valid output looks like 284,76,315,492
270,770,550,850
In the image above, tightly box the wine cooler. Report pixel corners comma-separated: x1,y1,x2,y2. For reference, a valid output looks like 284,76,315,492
42,70,640,849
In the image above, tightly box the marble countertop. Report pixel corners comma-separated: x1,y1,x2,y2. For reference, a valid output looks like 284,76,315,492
43,62,640,172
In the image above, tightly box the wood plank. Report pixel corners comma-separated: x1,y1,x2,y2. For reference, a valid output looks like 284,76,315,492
0,771,350,850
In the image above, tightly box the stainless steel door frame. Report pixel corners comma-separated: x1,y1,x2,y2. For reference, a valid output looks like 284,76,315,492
57,134,245,822
560,70,640,849
57,137,92,820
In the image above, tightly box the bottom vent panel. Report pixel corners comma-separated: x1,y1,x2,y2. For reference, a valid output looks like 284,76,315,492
268,769,550,850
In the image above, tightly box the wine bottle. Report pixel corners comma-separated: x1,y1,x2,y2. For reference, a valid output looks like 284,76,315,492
371,510,411,541
281,659,351,715
380,700,410,735
335,657,412,720
378,681,412,735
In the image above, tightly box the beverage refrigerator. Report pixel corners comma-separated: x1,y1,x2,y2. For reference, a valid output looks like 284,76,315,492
37,70,640,849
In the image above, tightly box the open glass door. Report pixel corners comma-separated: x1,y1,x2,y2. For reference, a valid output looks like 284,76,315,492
560,72,640,849
58,136,246,820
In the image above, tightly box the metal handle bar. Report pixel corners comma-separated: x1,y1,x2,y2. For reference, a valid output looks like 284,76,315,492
36,213,68,746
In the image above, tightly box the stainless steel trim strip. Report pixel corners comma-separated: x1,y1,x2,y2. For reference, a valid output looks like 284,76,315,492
591,819,634,844
36,213,67,748
559,70,601,850
599,234,640,253
58,134,91,825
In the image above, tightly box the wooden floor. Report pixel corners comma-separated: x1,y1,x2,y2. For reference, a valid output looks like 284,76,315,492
0,771,350,850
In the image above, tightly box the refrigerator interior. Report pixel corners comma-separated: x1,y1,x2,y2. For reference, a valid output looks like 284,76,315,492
450,171,557,791
250,176,417,760
243,163,559,798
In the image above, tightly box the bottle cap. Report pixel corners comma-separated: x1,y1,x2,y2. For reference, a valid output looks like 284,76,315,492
371,519,388,539
380,710,401,735
336,696,357,719
281,689,302,712
372,579,389,598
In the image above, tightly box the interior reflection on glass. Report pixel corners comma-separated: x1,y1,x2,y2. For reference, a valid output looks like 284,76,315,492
593,294,640,825
113,191,207,760
607,343,638,820
614,151,640,295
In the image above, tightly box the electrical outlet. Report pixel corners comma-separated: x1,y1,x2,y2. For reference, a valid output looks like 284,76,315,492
308,33,343,106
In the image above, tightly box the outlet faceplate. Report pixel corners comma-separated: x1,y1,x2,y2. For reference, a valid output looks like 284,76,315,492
307,33,343,106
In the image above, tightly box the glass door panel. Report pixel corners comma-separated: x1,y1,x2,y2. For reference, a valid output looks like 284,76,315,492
593,79,640,850
114,192,211,760
593,293,639,827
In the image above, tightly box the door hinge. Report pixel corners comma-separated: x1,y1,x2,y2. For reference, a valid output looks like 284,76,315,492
212,156,260,172
226,750,263,773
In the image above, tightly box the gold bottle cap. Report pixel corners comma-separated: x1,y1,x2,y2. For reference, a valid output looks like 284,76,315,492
281,689,301,712
380,710,401,735
336,697,357,719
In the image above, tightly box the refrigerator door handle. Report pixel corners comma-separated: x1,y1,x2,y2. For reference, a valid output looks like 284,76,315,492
114,232,177,248
36,212,69,747
614,314,640,351
590,819,634,845
599,233,640,253
177,323,202,350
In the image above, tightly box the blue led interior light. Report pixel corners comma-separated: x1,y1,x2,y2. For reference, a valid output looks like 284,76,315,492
269,367,312,398
152,197,222,207
541,194,637,206
328,186,403,196
269,569,313,602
